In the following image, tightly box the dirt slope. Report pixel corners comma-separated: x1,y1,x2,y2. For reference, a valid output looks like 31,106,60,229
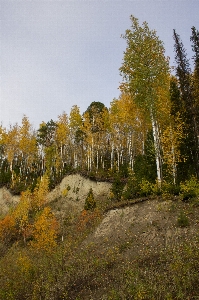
89,198,199,257
0,187,20,215
0,174,111,216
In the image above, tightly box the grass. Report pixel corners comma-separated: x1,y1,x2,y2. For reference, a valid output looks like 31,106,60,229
0,195,199,299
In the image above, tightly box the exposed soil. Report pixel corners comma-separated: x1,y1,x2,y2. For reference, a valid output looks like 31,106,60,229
0,174,111,216
0,187,19,216
1,175,199,259
86,196,199,260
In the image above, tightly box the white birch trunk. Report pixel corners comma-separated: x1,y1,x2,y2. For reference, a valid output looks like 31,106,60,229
117,149,120,170
89,146,92,171
60,142,63,159
10,161,14,181
96,148,99,170
151,110,162,185
129,133,134,170
172,144,176,185
74,152,78,168
111,143,114,170
170,127,177,185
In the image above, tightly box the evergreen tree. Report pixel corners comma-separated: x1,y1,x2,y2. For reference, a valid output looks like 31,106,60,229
84,188,96,210
190,27,199,77
190,27,199,148
173,30,199,178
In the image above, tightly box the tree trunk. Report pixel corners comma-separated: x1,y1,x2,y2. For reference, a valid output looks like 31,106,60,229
151,109,162,185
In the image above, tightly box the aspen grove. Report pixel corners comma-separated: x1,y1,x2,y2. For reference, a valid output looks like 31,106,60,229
0,17,199,192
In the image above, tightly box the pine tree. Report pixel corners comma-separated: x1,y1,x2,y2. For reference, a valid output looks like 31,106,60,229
84,188,96,210
190,27,199,149
173,30,199,178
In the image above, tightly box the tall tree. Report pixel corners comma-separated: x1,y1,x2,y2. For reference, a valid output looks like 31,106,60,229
18,116,38,180
190,26,199,78
37,120,57,177
37,119,57,148
69,105,83,168
190,27,199,146
83,102,108,171
120,16,170,184
173,29,199,178
2,124,20,182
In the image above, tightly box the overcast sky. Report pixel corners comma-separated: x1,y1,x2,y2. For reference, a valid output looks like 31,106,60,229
0,0,199,129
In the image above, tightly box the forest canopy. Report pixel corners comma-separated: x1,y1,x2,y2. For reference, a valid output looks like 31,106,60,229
0,17,199,193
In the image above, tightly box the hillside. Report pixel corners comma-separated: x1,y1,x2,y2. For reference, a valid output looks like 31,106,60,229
0,175,199,299
0,174,111,216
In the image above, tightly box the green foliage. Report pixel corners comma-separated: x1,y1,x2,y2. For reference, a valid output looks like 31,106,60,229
173,29,199,179
84,188,96,211
177,211,189,227
180,176,199,200
133,132,157,184
84,101,107,133
160,181,180,196
139,179,153,197
110,174,126,201
123,171,140,200
37,119,57,147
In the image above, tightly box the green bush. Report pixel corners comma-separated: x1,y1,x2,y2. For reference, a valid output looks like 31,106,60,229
84,188,96,211
139,179,153,197
110,174,125,201
161,181,180,196
177,211,189,227
123,171,140,200
180,176,199,201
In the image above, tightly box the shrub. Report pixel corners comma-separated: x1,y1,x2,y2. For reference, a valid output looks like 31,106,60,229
84,188,96,211
180,176,199,201
139,179,153,197
111,174,125,201
76,209,101,232
123,171,140,200
161,181,180,196
177,211,189,227
0,214,17,245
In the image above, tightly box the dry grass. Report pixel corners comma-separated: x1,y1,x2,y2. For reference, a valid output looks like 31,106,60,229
1,193,199,299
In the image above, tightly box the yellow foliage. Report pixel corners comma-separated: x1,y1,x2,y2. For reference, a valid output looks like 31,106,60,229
17,253,32,275
62,188,68,197
31,175,49,210
30,206,59,252
19,115,37,164
69,105,82,131
13,190,32,242
2,124,20,169
55,112,70,146
161,114,184,176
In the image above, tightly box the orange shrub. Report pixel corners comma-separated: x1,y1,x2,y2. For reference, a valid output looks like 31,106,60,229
0,214,16,244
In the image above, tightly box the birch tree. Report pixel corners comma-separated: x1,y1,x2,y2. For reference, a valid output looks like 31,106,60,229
54,112,70,175
69,105,83,168
120,16,170,184
2,124,20,182
18,116,38,181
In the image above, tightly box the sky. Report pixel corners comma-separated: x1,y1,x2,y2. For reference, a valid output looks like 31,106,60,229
0,0,199,129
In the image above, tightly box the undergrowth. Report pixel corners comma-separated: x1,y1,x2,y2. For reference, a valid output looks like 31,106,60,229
1,176,199,299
